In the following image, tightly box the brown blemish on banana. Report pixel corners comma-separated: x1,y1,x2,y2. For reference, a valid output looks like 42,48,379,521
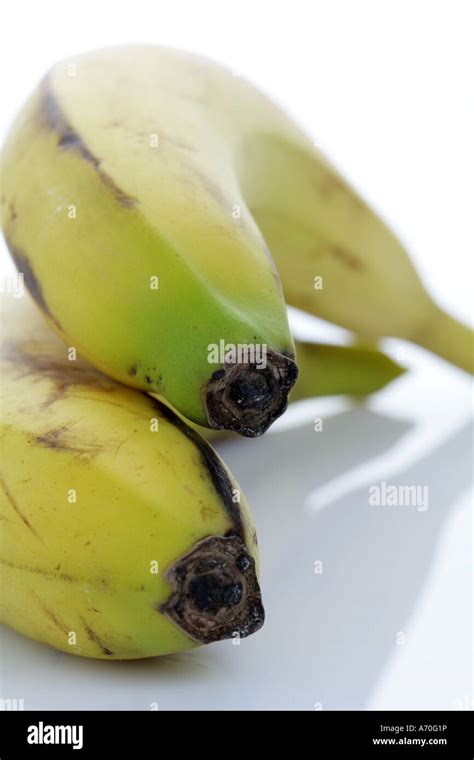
160,534,264,644
329,243,364,272
41,79,137,209
0,478,41,540
3,239,62,330
2,344,116,407
32,593,69,635
0,557,76,584
82,618,114,656
8,202,17,222
43,608,70,635
36,424,101,457
201,348,298,437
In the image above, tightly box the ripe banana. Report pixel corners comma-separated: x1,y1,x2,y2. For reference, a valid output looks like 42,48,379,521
0,294,264,659
1,47,298,438
236,119,473,376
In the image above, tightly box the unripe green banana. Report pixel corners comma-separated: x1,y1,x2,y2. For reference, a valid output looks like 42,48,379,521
0,295,263,659
1,47,298,438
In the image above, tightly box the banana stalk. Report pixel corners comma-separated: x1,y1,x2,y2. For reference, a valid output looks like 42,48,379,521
289,340,405,401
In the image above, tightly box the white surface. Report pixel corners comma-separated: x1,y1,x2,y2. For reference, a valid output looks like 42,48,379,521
1,0,472,710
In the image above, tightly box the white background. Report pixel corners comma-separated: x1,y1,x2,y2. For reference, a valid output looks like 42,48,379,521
0,0,472,710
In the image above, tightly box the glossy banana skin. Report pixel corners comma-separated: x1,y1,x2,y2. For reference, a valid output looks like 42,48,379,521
0,295,263,659
1,46,298,436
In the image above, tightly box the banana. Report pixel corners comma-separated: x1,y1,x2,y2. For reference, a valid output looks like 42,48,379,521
0,294,264,659
236,121,474,376
3,45,465,441
1,47,298,438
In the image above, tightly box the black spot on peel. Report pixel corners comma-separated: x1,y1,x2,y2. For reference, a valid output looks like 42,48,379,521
3,239,62,329
129,364,138,376
236,553,251,572
41,78,137,209
145,375,153,385
150,397,243,534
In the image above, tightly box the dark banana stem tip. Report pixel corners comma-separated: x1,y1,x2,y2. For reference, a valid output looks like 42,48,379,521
202,348,298,437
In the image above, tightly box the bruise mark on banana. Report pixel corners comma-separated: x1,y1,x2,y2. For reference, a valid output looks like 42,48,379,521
81,618,114,656
40,78,137,209
35,424,102,458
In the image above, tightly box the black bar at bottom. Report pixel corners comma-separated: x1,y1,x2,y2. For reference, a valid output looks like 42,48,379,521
0,710,472,756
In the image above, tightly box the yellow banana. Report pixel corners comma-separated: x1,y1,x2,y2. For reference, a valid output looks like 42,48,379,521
237,120,473,375
1,46,298,437
0,295,263,659
2,45,464,447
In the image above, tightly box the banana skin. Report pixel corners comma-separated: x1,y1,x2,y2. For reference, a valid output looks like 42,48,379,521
0,295,264,659
237,125,473,375
1,46,298,437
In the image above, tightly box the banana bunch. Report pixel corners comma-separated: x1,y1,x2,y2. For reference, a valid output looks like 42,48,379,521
0,45,468,661
0,296,263,659
2,44,471,407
